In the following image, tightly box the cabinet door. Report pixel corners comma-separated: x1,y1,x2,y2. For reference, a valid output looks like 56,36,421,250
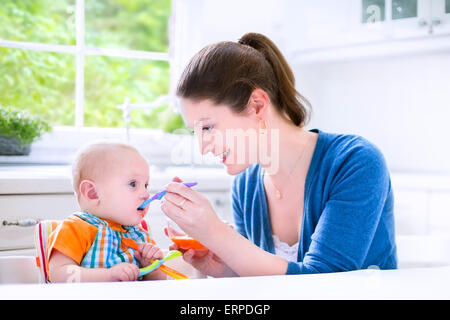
285,0,361,51
287,0,447,58
0,194,79,250
393,190,429,236
431,0,450,34
359,0,432,40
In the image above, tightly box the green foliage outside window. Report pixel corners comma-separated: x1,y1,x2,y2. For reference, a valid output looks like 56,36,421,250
0,105,51,146
0,0,185,133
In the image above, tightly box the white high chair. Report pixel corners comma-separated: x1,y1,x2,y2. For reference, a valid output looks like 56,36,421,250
0,255,40,284
33,219,205,283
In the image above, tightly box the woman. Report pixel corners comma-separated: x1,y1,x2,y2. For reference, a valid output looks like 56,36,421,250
161,32,397,277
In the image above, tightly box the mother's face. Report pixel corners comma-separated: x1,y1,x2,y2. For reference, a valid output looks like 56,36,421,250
180,98,260,175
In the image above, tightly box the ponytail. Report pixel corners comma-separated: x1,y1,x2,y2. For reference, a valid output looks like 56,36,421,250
177,32,311,127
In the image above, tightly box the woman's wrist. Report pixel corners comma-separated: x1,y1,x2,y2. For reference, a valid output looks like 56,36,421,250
205,217,232,247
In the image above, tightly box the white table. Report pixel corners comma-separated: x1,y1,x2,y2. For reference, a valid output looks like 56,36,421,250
1,265,450,300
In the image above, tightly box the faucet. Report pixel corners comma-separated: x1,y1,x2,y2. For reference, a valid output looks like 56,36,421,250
117,95,176,141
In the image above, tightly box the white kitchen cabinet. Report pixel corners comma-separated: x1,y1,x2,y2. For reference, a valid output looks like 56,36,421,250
429,191,450,234
391,173,450,268
0,194,79,251
284,0,450,63
393,189,429,235
431,0,450,34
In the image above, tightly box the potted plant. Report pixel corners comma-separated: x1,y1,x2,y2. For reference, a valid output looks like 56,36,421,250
0,105,52,156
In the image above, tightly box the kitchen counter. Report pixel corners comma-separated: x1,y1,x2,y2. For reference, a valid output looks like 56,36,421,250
1,265,450,299
0,165,232,194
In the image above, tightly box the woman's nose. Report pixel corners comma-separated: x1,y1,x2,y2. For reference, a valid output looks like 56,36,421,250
198,135,211,155
198,134,218,156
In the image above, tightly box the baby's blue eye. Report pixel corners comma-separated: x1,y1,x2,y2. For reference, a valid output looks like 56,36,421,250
202,125,213,132
129,181,136,187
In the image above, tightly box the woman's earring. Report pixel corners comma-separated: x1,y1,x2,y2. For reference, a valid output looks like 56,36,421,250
258,120,267,133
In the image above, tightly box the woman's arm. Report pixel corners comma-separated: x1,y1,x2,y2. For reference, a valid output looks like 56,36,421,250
161,182,288,277
207,220,289,276
181,248,238,278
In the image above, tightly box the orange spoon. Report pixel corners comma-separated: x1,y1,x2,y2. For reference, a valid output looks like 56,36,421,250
122,238,188,279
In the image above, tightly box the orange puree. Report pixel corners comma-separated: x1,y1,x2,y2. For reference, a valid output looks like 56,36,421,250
170,236,208,251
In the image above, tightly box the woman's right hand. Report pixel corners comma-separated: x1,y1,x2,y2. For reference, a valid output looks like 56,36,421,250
181,249,237,278
165,229,232,278
164,176,237,278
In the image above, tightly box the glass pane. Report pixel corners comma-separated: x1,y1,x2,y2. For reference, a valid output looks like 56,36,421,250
362,0,385,23
0,47,75,126
392,0,418,20
84,56,181,131
446,0,450,14
0,0,75,45
85,0,171,52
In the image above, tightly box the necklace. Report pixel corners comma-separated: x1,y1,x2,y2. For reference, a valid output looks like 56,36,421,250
264,133,310,200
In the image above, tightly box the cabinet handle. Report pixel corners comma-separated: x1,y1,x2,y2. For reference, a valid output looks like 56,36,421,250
418,19,427,27
214,199,225,207
2,219,41,227
431,18,441,26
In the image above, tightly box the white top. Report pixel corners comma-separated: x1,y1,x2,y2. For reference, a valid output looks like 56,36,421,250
272,235,299,262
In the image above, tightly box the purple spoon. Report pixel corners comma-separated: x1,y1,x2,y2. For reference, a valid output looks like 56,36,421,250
137,182,197,210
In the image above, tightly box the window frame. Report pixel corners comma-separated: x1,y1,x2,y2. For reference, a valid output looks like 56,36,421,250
0,0,185,166
0,0,172,128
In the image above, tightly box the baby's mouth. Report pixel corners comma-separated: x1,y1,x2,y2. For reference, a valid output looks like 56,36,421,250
137,206,148,218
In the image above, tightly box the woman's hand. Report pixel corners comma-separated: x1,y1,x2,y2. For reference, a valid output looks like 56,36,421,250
182,249,237,278
161,176,236,277
160,176,223,245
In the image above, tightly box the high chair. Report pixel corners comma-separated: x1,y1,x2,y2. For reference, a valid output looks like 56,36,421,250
34,219,153,283
0,255,40,284
34,220,63,283
34,219,204,283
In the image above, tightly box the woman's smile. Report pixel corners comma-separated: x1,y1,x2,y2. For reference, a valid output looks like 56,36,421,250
218,149,230,163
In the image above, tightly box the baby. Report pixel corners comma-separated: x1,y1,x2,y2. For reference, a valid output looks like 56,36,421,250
47,141,166,282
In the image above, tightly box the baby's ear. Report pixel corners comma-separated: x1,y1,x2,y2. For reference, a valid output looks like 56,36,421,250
79,180,99,203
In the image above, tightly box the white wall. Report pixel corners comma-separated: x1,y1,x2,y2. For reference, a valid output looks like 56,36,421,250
172,0,286,85
295,52,450,174
175,0,450,175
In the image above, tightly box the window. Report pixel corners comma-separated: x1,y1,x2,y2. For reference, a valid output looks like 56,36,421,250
361,0,424,24
0,0,181,132
362,0,386,23
392,0,417,20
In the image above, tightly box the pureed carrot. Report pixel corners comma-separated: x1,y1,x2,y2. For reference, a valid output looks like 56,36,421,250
170,235,208,251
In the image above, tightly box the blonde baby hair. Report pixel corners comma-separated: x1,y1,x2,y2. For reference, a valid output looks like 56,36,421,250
71,140,141,200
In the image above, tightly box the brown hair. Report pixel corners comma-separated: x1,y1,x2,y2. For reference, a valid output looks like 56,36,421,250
176,32,311,127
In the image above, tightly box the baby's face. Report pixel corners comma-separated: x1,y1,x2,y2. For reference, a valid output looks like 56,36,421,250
94,149,150,226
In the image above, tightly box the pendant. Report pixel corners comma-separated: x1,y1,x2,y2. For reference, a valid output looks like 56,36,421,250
276,189,282,200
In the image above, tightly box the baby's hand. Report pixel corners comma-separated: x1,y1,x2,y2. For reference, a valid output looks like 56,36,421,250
134,243,164,267
109,262,140,282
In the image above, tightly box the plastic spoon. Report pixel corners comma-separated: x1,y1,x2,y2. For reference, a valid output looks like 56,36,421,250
138,250,182,277
137,181,198,210
122,238,188,279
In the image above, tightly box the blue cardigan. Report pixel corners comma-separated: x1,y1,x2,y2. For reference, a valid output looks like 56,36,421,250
231,129,397,274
